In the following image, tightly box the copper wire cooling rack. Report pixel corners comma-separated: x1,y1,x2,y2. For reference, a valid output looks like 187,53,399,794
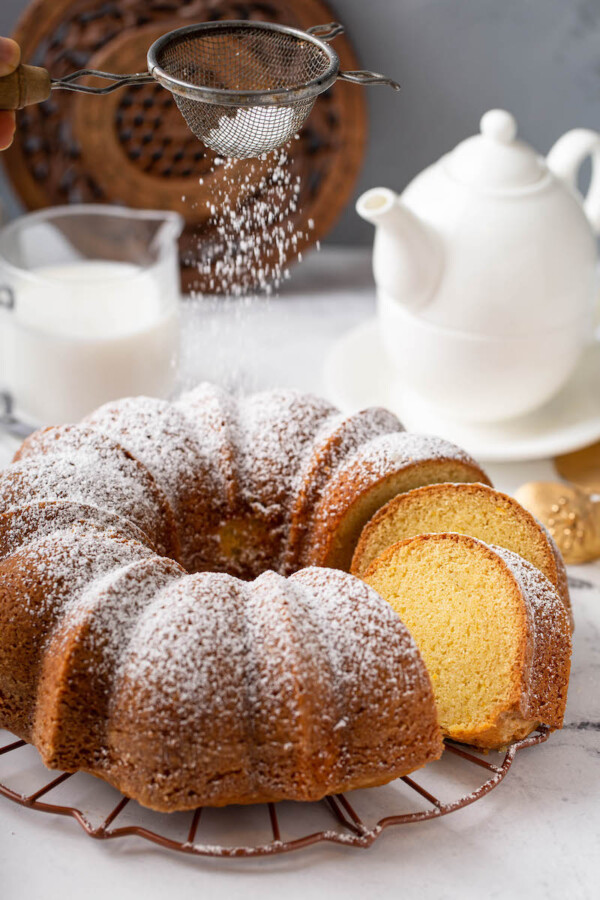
0,727,549,858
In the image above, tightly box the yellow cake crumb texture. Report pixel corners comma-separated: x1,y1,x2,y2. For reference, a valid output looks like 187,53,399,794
362,532,571,748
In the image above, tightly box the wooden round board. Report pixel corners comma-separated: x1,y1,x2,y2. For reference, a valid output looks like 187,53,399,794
2,0,367,294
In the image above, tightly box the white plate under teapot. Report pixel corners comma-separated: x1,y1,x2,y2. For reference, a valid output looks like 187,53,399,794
323,319,600,463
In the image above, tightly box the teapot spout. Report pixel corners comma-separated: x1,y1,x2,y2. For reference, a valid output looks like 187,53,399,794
356,187,402,226
356,187,442,309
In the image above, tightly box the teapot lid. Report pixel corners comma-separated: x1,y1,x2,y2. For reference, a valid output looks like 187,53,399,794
444,109,545,189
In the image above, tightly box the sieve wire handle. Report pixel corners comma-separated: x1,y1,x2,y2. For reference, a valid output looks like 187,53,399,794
51,70,154,95
339,70,401,90
307,23,345,42
304,26,400,90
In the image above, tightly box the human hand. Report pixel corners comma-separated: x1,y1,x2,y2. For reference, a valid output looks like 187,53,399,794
0,37,21,150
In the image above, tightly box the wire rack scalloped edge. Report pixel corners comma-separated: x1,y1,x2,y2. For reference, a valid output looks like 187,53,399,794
0,727,549,858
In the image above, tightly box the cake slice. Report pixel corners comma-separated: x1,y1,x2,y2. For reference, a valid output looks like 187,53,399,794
362,533,571,748
302,434,490,572
352,481,572,630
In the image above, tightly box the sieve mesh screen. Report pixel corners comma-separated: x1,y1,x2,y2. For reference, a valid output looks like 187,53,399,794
153,24,333,157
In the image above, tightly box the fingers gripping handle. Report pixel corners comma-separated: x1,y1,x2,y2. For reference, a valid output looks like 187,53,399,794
547,128,600,235
0,64,52,110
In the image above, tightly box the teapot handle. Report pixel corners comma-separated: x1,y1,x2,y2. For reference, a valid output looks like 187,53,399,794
546,129,600,235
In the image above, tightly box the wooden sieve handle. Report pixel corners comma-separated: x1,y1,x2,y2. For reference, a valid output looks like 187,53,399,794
0,64,52,110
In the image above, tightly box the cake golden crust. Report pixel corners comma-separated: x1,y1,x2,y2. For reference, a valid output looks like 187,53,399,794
362,532,572,749
104,568,442,811
0,519,155,742
10,424,179,561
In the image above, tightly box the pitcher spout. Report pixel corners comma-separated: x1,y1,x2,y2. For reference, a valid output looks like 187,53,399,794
357,187,442,309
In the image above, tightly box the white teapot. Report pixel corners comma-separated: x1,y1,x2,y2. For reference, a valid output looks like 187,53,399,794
357,109,600,422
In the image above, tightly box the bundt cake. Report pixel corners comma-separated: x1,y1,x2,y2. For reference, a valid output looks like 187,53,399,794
351,482,573,629
1,383,492,810
362,533,572,748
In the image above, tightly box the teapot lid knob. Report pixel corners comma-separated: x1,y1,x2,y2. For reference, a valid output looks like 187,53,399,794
444,108,544,188
480,109,517,144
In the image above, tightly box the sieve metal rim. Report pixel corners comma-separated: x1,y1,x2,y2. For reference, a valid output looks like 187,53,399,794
147,20,340,108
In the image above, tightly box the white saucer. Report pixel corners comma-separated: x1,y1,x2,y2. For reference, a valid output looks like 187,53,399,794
323,319,600,463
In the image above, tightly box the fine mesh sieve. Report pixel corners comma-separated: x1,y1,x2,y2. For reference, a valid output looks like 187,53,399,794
0,21,400,159
151,22,337,158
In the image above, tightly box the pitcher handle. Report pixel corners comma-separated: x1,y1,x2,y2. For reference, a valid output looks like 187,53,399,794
0,285,19,435
547,128,600,235
0,285,15,310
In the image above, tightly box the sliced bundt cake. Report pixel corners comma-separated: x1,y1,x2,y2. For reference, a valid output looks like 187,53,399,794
3,384,497,810
362,533,572,748
351,482,572,629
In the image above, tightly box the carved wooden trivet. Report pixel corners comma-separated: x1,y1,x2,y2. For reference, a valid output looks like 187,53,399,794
2,0,367,293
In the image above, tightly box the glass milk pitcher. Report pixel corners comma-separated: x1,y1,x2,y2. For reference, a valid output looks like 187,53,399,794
0,204,183,427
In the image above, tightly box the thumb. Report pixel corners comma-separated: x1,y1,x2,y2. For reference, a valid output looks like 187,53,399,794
0,37,21,77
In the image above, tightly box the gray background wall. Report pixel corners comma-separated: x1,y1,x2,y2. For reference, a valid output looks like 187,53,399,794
0,0,598,245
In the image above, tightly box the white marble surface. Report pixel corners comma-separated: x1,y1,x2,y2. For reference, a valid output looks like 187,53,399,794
0,249,598,900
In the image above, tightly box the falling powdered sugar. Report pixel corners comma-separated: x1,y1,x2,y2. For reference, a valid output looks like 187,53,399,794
195,147,315,297
180,146,318,392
